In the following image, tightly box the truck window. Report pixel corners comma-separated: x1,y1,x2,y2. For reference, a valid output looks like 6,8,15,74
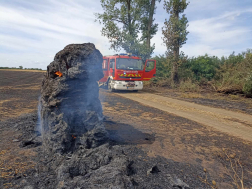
145,61,155,72
109,59,115,69
116,58,144,70
102,59,108,70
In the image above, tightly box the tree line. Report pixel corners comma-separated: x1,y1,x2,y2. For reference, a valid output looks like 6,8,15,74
0,66,42,70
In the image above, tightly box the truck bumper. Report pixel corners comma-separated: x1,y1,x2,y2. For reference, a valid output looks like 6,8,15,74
112,81,143,90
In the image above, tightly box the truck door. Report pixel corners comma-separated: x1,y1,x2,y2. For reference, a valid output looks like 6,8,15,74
100,58,109,82
109,59,115,78
143,60,156,81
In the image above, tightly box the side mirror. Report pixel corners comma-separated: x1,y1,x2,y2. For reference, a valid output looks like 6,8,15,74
146,62,149,67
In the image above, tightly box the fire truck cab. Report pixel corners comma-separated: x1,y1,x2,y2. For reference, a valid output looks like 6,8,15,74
99,53,156,91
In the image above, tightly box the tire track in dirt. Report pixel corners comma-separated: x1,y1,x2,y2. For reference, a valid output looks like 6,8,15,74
115,92,252,142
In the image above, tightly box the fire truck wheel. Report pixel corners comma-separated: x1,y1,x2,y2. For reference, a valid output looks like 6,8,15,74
108,80,115,92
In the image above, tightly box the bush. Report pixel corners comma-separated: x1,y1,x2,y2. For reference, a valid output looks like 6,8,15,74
152,55,171,78
149,49,252,98
181,54,221,82
243,74,252,97
213,50,252,95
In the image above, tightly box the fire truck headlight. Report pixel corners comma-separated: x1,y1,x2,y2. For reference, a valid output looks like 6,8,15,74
139,81,143,85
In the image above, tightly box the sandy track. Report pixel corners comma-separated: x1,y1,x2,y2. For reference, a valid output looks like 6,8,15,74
116,92,252,142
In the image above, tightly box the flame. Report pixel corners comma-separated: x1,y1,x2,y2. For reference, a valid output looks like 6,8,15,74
72,135,76,139
55,71,63,77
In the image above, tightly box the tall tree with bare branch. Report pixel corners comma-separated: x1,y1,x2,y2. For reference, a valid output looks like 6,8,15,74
95,0,159,59
140,0,160,58
162,0,189,84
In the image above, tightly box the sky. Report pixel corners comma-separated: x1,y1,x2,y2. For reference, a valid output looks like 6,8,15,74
0,0,251,69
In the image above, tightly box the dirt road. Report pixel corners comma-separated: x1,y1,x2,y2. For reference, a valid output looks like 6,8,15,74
116,92,252,142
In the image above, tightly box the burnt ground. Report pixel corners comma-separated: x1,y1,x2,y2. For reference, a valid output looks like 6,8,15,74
0,70,45,121
0,70,251,189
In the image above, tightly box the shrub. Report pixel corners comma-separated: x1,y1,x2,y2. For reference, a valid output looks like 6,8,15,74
150,49,252,98
182,54,221,82
213,50,252,95
243,73,252,97
152,55,171,78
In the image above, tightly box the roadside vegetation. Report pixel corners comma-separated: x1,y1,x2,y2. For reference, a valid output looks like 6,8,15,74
150,49,252,97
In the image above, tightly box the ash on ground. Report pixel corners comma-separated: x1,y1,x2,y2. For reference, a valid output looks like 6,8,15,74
1,113,213,189
0,43,212,189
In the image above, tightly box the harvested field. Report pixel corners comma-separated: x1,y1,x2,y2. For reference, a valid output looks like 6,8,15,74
0,69,251,189
0,70,44,121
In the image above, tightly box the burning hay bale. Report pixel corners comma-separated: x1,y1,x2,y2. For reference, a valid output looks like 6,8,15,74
40,43,108,154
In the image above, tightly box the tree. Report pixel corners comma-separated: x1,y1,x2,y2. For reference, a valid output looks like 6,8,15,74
95,0,159,59
19,66,23,69
140,0,160,58
162,0,189,84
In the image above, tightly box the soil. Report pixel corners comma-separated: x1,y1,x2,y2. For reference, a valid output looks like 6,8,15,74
143,86,252,115
0,70,252,189
0,70,44,121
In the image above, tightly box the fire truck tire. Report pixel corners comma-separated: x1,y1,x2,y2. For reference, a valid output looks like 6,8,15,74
108,80,115,92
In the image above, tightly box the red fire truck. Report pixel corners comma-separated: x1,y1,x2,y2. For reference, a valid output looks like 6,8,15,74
99,53,156,91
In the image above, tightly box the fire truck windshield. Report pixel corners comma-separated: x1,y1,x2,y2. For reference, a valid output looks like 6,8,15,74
116,58,144,70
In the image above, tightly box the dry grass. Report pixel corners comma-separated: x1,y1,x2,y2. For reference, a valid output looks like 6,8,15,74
222,149,245,189
228,94,241,100
0,149,36,180
207,93,252,107
198,168,218,189
180,93,203,99
214,148,248,189
0,126,37,188
143,80,153,87
179,79,200,92
0,98,38,121
143,78,172,87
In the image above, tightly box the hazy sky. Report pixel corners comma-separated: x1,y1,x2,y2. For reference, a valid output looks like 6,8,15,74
0,0,252,69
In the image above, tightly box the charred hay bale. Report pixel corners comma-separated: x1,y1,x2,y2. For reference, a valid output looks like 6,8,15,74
40,43,108,155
